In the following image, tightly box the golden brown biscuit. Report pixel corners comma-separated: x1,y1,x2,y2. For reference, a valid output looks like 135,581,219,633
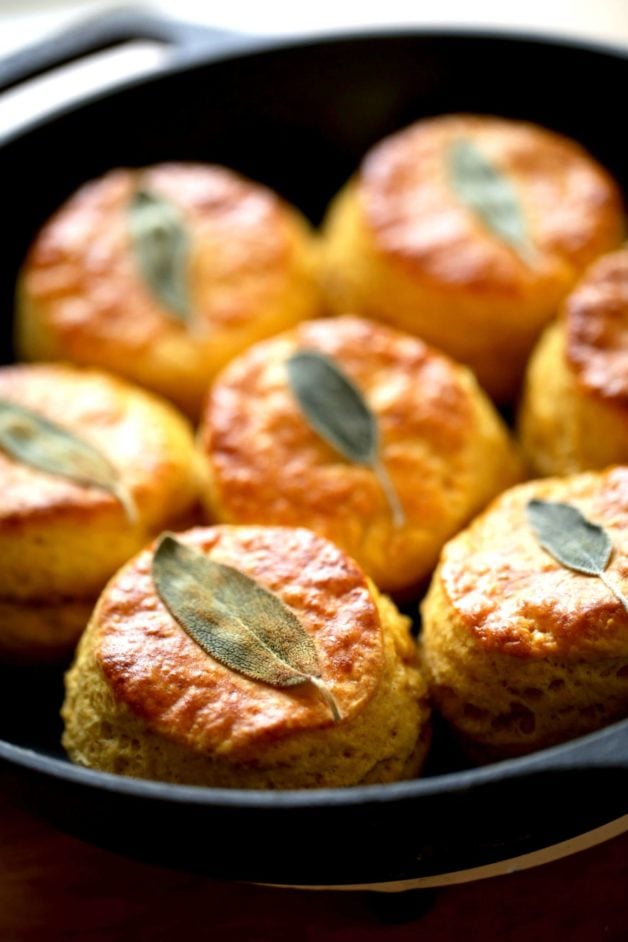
519,247,628,475
320,114,624,401
421,467,628,761
0,363,203,660
17,163,321,417
198,316,522,595
62,525,431,789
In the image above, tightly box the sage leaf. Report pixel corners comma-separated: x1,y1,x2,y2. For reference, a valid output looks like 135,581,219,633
152,534,341,722
448,138,536,266
129,188,190,321
0,399,137,523
286,350,405,527
527,499,628,613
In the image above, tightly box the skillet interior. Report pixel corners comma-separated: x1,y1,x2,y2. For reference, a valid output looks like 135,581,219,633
1,28,628,886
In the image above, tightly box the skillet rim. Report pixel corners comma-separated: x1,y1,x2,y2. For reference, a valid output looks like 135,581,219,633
2,714,627,809
1,22,628,146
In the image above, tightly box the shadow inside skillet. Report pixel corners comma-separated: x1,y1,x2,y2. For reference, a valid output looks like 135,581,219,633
0,661,68,759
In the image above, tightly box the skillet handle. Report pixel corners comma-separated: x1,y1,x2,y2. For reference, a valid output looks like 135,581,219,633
0,6,245,94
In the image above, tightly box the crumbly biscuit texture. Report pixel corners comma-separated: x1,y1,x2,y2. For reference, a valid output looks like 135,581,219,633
519,248,628,475
0,363,203,659
200,316,522,593
62,526,430,788
17,164,321,415
421,468,628,759
566,247,628,405
0,363,203,599
321,115,624,400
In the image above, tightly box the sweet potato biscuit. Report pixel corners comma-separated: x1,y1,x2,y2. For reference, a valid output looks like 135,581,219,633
519,247,628,475
0,363,203,660
199,316,522,595
17,163,321,416
62,526,431,789
421,468,628,761
320,114,624,401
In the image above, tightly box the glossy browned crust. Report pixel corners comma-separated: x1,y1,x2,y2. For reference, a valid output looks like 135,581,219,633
17,164,320,415
63,544,429,788
421,468,628,759
434,468,628,659
517,320,628,477
566,247,628,405
94,526,383,758
320,115,624,401
361,114,622,287
0,363,203,601
199,316,522,593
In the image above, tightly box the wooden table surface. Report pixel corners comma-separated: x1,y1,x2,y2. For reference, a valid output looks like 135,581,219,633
1,767,627,942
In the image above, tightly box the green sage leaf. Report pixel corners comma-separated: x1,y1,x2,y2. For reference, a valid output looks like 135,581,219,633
129,188,190,321
527,499,611,575
286,350,405,527
0,399,137,522
152,533,341,721
448,138,536,265
526,499,628,612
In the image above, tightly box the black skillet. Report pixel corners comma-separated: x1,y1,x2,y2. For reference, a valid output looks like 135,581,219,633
0,8,627,890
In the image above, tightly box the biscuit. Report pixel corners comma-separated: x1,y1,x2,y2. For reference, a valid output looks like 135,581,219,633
17,163,321,416
320,114,624,401
519,247,628,475
198,315,522,595
0,363,203,660
62,525,431,789
421,467,628,761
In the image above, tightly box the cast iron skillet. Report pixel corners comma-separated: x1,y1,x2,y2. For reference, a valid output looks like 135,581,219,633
0,8,627,890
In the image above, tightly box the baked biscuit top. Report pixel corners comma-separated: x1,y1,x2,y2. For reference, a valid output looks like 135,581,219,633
201,316,497,547
95,526,384,759
0,363,195,525
566,248,628,405
359,114,623,291
206,314,473,465
21,163,303,347
438,468,628,659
